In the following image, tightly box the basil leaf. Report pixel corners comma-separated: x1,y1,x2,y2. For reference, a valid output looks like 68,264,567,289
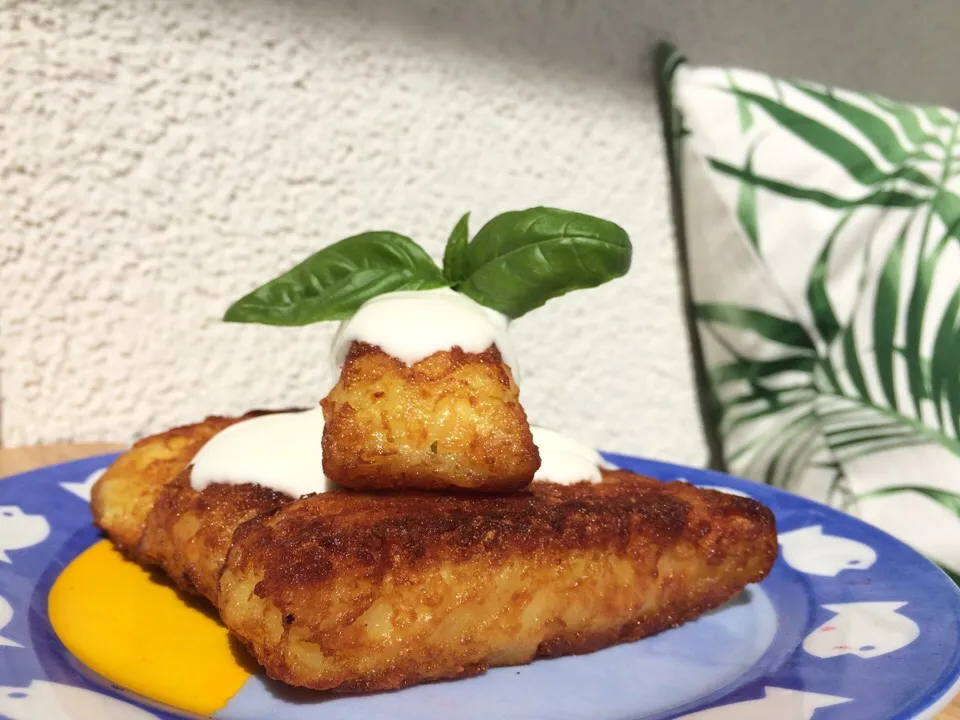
442,212,470,283
223,231,447,326
457,207,631,318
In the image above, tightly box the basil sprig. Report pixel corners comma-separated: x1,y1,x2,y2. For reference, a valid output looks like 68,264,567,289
442,212,470,284
224,232,447,326
451,207,631,318
224,207,631,325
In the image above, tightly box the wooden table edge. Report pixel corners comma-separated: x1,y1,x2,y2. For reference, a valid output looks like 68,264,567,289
0,443,123,479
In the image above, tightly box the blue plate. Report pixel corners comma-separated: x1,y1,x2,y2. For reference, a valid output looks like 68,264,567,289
1,452,959,720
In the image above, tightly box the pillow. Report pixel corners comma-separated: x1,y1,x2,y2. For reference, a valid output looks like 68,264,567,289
656,43,960,578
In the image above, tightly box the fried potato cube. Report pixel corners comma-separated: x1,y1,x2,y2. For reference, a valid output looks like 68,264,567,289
320,342,540,491
217,472,778,692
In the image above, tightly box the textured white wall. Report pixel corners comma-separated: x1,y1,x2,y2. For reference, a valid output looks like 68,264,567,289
1,0,957,462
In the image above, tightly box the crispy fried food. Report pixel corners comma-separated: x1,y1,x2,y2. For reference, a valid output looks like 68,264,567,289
320,342,540,492
137,475,291,603
91,413,256,554
217,471,778,692
91,409,294,563
93,410,778,694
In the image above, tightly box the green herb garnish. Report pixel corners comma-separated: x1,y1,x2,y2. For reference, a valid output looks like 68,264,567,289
224,207,631,325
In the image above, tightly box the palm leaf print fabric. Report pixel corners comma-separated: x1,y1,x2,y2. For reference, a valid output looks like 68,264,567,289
658,43,960,575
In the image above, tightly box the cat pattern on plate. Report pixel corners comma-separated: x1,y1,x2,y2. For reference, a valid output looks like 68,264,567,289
0,506,50,564
0,595,22,648
778,525,877,577
0,680,156,720
60,468,108,502
675,686,850,719
803,602,920,659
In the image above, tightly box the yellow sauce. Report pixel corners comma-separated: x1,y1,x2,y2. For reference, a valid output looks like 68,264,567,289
48,540,249,716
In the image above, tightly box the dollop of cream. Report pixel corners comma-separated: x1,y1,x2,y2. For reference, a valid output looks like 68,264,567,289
330,288,517,372
530,426,607,485
190,408,333,497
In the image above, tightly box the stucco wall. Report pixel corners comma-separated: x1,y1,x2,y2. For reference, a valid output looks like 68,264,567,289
2,0,957,462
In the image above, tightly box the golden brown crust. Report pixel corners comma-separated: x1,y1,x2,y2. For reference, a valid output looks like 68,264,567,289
320,342,540,492
137,474,292,603
92,407,780,694
90,409,296,557
218,473,778,692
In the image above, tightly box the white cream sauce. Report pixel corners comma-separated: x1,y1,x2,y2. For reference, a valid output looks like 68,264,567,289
530,426,607,485
193,291,612,494
190,407,333,497
330,288,517,372
190,413,609,494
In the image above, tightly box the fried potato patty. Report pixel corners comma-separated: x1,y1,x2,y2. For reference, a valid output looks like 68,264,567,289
91,413,255,554
217,471,778,692
137,475,292,603
321,342,540,492
91,410,295,561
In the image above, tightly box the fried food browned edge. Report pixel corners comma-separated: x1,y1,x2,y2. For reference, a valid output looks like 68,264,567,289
321,342,540,492
91,412,266,554
91,412,779,694
90,409,299,596
138,475,292,603
218,470,778,692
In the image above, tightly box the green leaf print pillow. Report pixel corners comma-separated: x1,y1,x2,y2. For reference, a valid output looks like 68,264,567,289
656,43,960,579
